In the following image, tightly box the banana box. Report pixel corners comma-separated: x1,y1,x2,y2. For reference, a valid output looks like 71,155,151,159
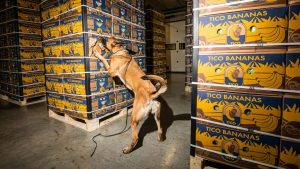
47,93,65,109
96,91,116,109
186,25,192,35
186,56,192,65
113,19,131,39
116,99,134,110
280,139,300,169
42,18,60,40
132,26,145,42
46,76,64,93
87,9,112,36
43,40,61,58
289,4,300,43
60,15,83,37
6,21,41,35
112,0,131,22
10,59,44,72
132,42,145,56
92,105,116,119
0,35,7,47
19,47,43,59
0,60,9,71
186,36,193,46
132,9,145,27
11,72,45,85
0,23,5,35
198,53,286,89
5,7,40,22
115,88,133,103
197,90,283,134
9,83,46,96
59,0,81,14
86,0,112,14
45,59,63,74
41,0,60,21
146,57,165,66
289,0,300,5
61,35,84,57
19,34,42,47
134,57,146,69
132,0,144,11
146,49,165,58
199,7,288,50
199,0,286,16
286,52,300,90
1,0,40,11
0,48,8,59
62,58,107,73
118,39,132,51
282,95,300,139
195,121,280,168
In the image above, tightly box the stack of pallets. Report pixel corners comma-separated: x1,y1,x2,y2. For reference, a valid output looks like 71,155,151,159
0,0,46,106
40,0,145,131
185,0,193,92
145,8,167,79
191,0,300,168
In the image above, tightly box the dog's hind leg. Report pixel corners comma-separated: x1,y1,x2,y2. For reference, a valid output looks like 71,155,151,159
151,100,163,142
122,100,140,154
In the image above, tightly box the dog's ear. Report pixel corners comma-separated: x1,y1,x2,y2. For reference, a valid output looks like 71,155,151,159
111,39,126,47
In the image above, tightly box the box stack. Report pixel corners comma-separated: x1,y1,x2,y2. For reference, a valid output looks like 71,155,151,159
185,0,193,92
40,0,145,130
145,8,167,79
191,1,300,169
0,0,46,105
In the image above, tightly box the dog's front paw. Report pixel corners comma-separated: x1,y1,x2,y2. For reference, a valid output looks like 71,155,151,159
157,133,164,142
122,146,132,154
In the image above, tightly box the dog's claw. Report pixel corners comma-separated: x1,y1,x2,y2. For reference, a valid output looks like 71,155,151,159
157,134,163,142
122,146,132,154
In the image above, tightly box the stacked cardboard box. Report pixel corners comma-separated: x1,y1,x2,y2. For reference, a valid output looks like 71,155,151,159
185,0,193,92
0,0,46,105
145,8,167,79
41,0,145,120
191,1,300,169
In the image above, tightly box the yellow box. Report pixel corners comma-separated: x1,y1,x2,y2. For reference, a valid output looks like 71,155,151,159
47,93,66,109
198,0,286,16
43,40,61,58
23,84,46,95
41,0,60,21
198,53,286,89
42,18,60,40
286,51,300,90
282,95,300,139
195,121,280,168
46,76,64,93
280,139,300,169
19,47,43,60
18,34,42,47
199,7,288,47
61,35,84,57
289,4,300,43
60,15,83,37
45,59,63,74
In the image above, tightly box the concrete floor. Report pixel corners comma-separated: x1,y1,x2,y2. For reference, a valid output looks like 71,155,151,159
0,73,191,169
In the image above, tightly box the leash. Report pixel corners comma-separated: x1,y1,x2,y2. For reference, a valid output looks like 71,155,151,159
90,49,133,157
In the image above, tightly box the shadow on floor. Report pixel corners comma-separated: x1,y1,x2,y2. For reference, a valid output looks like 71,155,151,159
134,96,190,151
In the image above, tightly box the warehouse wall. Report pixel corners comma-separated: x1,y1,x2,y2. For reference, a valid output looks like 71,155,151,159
165,21,185,72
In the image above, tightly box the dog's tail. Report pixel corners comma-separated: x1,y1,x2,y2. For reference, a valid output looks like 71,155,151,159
141,75,167,99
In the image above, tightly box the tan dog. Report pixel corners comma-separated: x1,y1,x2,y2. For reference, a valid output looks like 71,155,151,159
89,36,167,154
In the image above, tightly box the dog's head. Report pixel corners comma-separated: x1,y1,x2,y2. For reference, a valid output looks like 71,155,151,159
89,36,108,57
106,36,126,51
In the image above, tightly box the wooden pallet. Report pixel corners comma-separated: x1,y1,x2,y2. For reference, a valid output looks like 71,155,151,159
190,155,241,169
49,107,132,132
0,94,46,106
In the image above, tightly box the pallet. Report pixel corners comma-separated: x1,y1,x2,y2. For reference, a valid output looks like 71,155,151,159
190,155,241,169
185,85,192,93
0,94,46,106
49,107,132,132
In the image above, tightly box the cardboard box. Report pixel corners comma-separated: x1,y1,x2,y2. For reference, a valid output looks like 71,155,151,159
145,23,165,34
132,26,145,42
134,57,146,69
199,7,288,48
6,21,41,35
186,36,193,46
282,95,300,139
61,58,107,73
9,83,45,96
0,0,40,11
289,4,300,43
43,40,61,58
132,42,145,56
5,7,41,22
113,18,131,39
60,15,83,37
132,9,145,27
0,35,7,47
186,25,193,35
42,18,60,40
132,0,144,11
146,48,165,58
41,0,60,21
59,0,81,14
198,0,286,16
61,35,84,57
286,52,300,90
19,47,43,59
47,93,66,109
10,59,44,72
279,139,300,169
46,76,64,93
7,34,42,47
86,0,112,14
198,53,286,89
112,0,131,22
186,56,192,65
146,57,166,66
45,59,63,74
195,121,280,168
11,72,45,85
115,88,133,103
87,9,112,36
197,90,283,134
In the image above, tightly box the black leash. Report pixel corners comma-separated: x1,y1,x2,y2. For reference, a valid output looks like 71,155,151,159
90,50,133,157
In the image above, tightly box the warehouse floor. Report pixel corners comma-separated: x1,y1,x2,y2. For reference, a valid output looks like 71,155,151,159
0,73,191,169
